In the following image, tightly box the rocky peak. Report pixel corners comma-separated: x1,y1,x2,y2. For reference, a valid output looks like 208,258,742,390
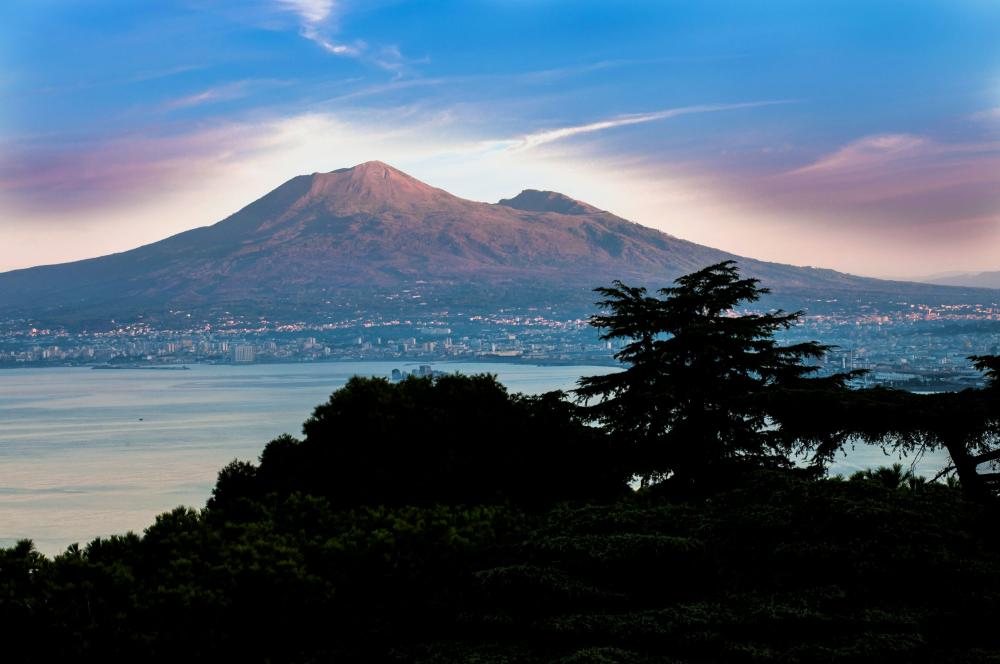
301,161,458,214
497,189,601,215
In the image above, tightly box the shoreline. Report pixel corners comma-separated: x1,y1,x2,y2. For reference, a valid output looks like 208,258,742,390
0,355,621,371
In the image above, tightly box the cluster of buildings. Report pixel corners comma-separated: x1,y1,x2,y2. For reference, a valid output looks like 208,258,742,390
2,299,999,389
782,304,1000,389
0,312,614,368
390,365,446,381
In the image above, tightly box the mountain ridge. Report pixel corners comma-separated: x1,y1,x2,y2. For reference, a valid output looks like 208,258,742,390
0,161,995,327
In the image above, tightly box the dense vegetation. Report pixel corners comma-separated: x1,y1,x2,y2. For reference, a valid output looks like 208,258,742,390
4,262,1000,663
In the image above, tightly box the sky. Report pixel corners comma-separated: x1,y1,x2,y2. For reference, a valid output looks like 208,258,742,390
1,0,998,278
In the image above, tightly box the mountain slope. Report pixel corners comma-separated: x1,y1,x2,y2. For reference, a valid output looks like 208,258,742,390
925,271,1000,289
0,161,994,325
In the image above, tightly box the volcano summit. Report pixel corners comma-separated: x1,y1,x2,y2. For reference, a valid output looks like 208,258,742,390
0,161,991,327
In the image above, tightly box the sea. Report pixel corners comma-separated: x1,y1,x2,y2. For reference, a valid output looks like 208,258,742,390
0,361,949,555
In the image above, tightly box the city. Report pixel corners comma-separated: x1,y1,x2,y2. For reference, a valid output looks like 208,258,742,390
4,298,999,390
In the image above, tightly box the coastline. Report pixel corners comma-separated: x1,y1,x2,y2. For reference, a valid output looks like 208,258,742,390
0,355,621,371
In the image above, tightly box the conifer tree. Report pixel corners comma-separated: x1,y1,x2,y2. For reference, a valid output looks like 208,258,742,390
576,261,848,487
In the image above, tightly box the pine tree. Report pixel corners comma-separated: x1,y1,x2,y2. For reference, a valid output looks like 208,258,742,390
576,261,844,487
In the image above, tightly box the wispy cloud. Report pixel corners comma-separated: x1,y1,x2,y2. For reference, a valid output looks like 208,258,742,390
271,0,419,74
371,44,427,77
782,133,1000,189
320,77,446,104
161,81,258,111
276,0,363,57
276,0,333,24
970,107,1000,122
126,64,207,85
787,134,930,176
493,101,792,152
159,79,291,112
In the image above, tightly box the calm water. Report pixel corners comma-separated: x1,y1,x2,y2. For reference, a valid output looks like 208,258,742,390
1,362,949,554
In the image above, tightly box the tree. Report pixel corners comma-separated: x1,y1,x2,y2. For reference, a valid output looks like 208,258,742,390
576,261,852,487
775,354,1000,500
971,354,1000,387
209,373,626,512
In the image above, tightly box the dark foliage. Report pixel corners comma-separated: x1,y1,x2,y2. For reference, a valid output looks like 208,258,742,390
209,373,626,513
970,355,1000,388
576,261,855,487
5,470,1000,662
771,358,1000,499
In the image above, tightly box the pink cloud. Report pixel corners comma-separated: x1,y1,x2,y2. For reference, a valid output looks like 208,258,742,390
971,107,1000,121
787,134,930,177
0,123,265,212
749,133,1000,227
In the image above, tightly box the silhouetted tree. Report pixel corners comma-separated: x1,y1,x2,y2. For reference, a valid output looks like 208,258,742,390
210,373,626,513
780,355,1000,500
207,459,262,519
576,261,854,487
971,354,1000,385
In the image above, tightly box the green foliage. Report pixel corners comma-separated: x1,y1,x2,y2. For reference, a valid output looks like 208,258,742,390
576,261,853,486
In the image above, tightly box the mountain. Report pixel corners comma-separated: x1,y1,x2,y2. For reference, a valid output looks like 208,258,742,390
924,272,1000,289
0,161,995,326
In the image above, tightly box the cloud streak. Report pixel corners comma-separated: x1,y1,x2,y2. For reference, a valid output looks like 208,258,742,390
787,134,930,177
273,0,416,73
496,101,793,152
162,81,256,111
159,79,291,112
276,0,363,57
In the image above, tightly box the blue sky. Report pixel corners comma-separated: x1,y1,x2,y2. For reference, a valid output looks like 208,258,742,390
1,0,998,276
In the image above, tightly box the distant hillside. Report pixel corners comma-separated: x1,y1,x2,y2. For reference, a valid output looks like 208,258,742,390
925,271,1000,289
0,161,994,327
